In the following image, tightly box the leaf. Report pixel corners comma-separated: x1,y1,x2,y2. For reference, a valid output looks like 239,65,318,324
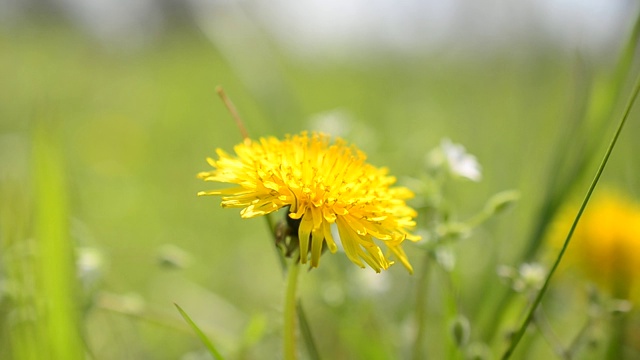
174,303,225,360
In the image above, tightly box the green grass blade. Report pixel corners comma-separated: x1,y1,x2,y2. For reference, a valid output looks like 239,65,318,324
501,71,640,360
520,8,640,266
296,301,321,360
174,303,225,360
33,123,84,360
480,11,640,343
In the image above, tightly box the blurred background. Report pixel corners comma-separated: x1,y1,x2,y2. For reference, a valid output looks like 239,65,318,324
2,0,640,359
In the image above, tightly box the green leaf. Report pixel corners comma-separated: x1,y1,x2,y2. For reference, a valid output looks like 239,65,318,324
33,123,84,360
174,303,225,360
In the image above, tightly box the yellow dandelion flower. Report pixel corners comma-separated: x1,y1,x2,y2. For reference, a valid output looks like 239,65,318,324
197,131,421,273
549,190,640,300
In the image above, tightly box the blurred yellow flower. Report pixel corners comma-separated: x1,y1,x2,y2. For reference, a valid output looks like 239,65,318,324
198,131,421,273
550,190,640,300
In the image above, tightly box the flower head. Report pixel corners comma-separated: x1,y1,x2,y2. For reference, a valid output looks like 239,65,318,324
549,190,640,300
198,131,421,272
427,139,482,181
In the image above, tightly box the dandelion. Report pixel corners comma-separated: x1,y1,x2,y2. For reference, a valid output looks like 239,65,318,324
197,131,421,273
549,190,640,300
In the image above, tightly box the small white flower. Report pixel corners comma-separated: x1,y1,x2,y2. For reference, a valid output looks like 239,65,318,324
514,263,546,292
497,262,547,293
440,138,482,182
76,247,105,288
435,247,456,272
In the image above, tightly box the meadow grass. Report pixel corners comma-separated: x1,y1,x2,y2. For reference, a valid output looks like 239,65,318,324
1,17,640,359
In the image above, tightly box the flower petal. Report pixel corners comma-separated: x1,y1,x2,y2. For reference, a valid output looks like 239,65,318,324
298,209,314,264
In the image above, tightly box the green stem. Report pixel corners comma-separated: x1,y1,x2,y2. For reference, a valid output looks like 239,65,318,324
265,214,320,359
284,261,301,360
566,317,595,358
412,252,432,360
501,71,640,360
606,313,628,360
533,307,569,360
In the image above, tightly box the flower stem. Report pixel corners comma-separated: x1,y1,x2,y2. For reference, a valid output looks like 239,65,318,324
501,70,640,360
606,313,628,360
265,214,320,359
284,261,301,360
412,252,431,360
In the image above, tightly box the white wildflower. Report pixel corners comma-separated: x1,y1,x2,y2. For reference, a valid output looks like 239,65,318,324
440,138,482,182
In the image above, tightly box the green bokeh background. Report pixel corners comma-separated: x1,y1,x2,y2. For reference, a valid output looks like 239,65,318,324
2,7,640,359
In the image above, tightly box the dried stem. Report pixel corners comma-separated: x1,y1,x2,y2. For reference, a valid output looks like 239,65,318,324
216,86,249,140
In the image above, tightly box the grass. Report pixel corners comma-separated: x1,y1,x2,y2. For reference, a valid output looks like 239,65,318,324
1,16,640,359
